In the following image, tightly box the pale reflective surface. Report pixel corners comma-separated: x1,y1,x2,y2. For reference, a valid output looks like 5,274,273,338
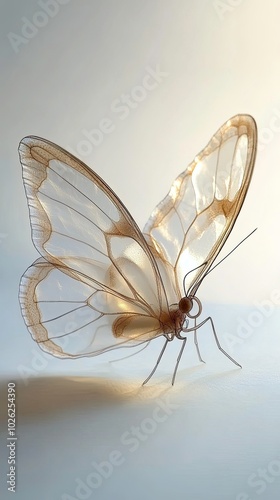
1,307,280,500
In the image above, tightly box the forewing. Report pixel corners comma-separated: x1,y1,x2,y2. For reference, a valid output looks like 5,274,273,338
144,115,257,297
19,137,169,356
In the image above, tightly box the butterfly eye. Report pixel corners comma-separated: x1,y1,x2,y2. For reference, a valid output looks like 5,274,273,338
178,297,193,314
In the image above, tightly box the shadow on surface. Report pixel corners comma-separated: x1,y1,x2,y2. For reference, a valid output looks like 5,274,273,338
0,374,172,421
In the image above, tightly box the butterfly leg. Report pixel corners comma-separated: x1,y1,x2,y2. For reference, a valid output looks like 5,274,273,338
142,338,169,385
204,316,242,368
193,317,205,364
183,317,241,368
171,337,187,386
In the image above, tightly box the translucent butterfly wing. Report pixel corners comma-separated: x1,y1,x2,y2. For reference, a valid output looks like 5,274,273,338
144,115,257,298
19,137,169,358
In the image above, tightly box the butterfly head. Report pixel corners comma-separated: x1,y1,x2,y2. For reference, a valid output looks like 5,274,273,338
179,295,202,320
178,297,193,314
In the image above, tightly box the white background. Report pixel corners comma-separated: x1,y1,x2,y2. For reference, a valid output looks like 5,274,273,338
1,1,280,499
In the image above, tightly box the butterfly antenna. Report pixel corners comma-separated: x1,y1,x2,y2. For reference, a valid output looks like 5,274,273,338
204,227,257,277
183,262,208,296
189,227,257,295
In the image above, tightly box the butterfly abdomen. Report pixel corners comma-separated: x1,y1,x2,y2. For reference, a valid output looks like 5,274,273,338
111,306,186,342
112,314,164,341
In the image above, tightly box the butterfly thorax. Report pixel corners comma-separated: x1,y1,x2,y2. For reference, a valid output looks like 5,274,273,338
159,308,185,339
159,296,192,338
160,295,198,339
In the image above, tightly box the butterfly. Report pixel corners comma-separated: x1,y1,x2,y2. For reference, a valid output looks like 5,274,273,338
19,114,257,385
